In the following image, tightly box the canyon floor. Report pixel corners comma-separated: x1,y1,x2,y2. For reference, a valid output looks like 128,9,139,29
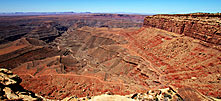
0,13,220,100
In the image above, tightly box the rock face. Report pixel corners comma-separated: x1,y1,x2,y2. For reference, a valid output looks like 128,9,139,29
0,68,44,100
143,13,221,50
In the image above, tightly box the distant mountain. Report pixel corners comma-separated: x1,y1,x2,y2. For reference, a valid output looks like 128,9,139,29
0,12,76,16
0,11,153,16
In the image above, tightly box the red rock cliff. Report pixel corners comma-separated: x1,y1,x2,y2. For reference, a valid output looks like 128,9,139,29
143,13,221,48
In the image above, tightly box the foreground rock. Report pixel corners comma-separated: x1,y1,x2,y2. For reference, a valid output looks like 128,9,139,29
0,68,181,100
0,68,44,100
2,68,220,101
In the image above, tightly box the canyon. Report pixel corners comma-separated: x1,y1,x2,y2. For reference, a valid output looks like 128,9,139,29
0,13,220,100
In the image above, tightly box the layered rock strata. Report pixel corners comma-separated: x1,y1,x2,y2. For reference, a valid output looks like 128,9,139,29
143,13,221,50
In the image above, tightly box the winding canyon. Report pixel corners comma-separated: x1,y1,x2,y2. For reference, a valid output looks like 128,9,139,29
0,13,220,100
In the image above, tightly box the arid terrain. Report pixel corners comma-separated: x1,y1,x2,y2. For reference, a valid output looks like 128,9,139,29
0,13,220,100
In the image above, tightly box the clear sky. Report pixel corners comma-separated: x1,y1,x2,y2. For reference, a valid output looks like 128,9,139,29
0,0,220,14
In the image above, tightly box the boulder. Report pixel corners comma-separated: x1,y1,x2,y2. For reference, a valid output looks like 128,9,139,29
0,68,43,100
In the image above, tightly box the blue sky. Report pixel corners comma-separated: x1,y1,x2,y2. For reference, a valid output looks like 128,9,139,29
0,0,220,14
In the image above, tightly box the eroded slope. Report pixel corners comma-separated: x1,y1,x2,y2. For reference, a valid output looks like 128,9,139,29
11,27,164,99
124,27,220,98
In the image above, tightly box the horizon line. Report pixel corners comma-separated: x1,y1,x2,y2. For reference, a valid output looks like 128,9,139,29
0,11,220,15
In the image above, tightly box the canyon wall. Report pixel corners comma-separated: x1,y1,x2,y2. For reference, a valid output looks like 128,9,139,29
143,13,221,50
0,14,144,44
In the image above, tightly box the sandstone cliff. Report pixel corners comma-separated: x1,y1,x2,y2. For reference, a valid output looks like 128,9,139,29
143,13,221,50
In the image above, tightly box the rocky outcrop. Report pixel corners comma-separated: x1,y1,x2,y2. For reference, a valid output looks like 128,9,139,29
63,87,184,101
0,68,181,100
143,13,221,50
2,68,219,101
0,68,174,101
0,68,44,100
